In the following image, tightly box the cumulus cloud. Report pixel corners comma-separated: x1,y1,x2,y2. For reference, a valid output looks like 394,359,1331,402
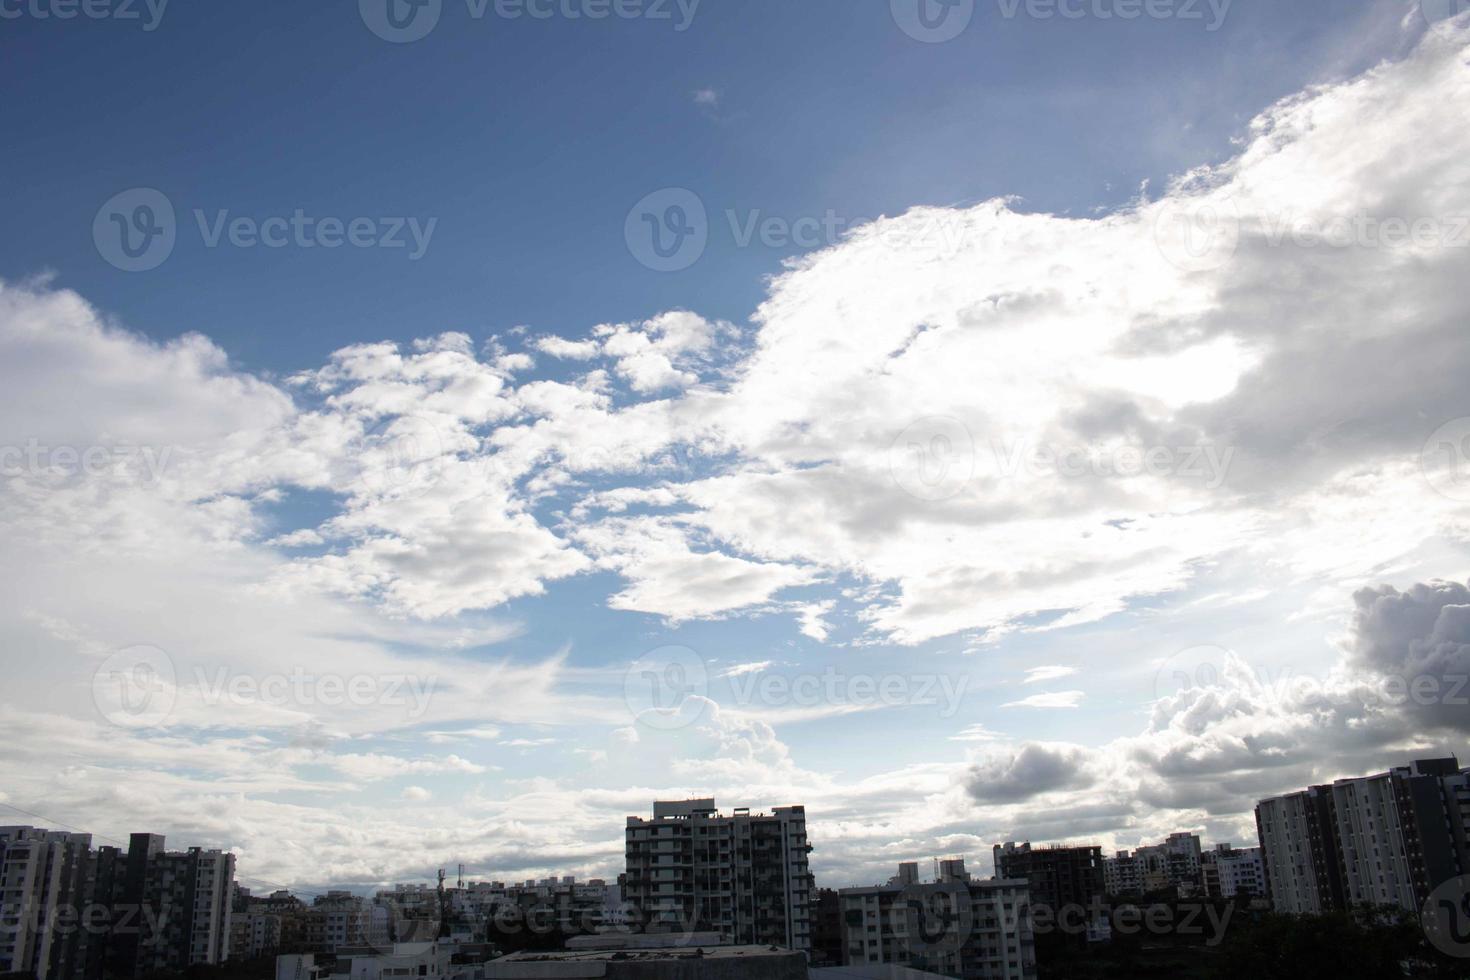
963,743,1097,803
3,24,1470,890
1345,579,1470,731
533,336,600,360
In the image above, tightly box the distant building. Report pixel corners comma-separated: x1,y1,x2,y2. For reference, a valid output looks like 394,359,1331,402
810,887,845,967
891,863,920,887
230,911,283,960
838,864,1036,979
1199,844,1264,900
1101,833,1202,897
1256,756,1470,914
810,968,954,980
937,859,969,883
483,943,807,979
1101,851,1140,898
990,843,1103,914
277,942,489,980
623,799,813,950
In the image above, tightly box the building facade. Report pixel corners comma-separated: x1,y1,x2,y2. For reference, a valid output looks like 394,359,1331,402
1256,757,1470,914
1,828,235,980
1199,845,1264,899
623,799,813,950
839,864,1036,980
1102,833,1203,898
990,843,1103,914
0,827,93,980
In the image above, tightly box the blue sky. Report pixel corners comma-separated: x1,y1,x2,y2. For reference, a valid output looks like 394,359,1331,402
2,0,1470,891
3,0,1413,373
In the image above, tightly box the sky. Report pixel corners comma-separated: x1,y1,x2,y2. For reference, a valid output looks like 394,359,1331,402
2,0,1470,894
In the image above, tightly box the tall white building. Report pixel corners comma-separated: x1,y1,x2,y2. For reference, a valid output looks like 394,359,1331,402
839,864,1036,980
623,799,813,950
1255,757,1470,915
1255,786,1340,914
0,827,93,980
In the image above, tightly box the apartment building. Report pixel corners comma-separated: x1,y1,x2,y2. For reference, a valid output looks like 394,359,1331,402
991,843,1103,913
1101,851,1140,898
229,912,283,960
1256,757,1470,914
1199,844,1264,899
0,827,93,980
105,833,236,976
1,828,237,980
1101,833,1203,897
838,863,1036,980
623,799,813,950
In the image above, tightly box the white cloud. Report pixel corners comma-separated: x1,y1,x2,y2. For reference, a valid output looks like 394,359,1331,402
533,336,600,360
3,25,1470,892
1022,665,1078,684
720,660,773,678
1001,691,1086,709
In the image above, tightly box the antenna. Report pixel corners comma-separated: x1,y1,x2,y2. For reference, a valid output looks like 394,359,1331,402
458,863,464,889
437,868,451,939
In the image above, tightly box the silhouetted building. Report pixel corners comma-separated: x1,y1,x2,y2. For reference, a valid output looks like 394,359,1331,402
990,842,1103,913
810,887,844,967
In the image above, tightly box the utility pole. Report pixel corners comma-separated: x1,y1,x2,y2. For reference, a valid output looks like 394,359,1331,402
437,868,451,939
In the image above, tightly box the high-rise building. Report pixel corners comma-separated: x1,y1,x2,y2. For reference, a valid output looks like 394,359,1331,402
623,799,813,950
1256,757,1470,915
108,833,236,977
990,843,1103,914
839,863,1036,979
0,827,93,980
1255,784,1344,914
2,828,235,980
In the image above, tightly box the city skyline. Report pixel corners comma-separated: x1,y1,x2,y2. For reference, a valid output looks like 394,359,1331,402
3,0,1470,901
0,751,1452,895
